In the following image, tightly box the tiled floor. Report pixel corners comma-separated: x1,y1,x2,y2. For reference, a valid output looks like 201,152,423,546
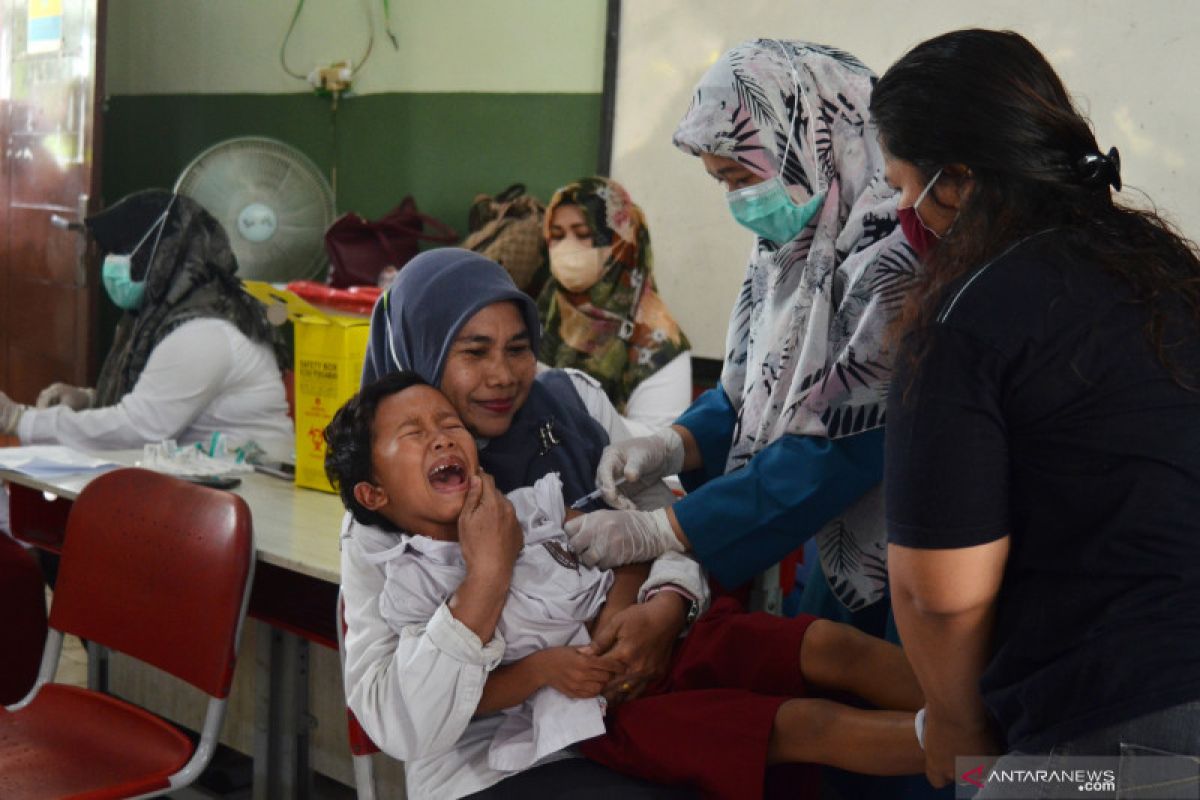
49,590,357,800
53,610,89,688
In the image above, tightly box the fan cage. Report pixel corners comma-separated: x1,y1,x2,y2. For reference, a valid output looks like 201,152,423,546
175,136,334,283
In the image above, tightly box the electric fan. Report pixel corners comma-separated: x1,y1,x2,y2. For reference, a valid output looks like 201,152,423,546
175,136,335,282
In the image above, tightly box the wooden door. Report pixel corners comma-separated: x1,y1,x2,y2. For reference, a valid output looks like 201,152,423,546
0,0,104,403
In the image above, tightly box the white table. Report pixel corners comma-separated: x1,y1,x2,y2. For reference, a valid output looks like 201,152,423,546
1,449,344,581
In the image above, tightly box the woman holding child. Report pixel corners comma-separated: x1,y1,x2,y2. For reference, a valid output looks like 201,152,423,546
334,248,927,798
343,248,707,797
358,247,703,697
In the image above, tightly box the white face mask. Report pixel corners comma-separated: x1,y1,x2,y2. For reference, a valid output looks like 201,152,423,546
549,239,608,293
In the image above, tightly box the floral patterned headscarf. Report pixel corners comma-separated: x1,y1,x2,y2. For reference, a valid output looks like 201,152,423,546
537,177,690,412
675,40,920,611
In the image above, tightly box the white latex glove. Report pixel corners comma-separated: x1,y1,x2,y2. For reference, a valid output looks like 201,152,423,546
0,391,26,435
565,508,684,569
35,382,96,410
595,427,685,510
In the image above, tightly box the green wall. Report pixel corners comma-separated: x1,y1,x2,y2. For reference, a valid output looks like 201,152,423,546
106,1,606,96
102,91,602,232
97,2,607,363
97,90,600,357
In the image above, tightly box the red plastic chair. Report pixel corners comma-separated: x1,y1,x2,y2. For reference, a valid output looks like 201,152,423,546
0,468,255,799
7,481,73,553
337,590,380,800
0,534,47,705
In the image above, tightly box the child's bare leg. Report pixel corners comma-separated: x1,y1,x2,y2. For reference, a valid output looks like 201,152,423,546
767,698,924,775
798,619,924,711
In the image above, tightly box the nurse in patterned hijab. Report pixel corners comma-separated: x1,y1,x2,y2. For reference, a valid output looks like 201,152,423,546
566,40,919,621
539,177,691,432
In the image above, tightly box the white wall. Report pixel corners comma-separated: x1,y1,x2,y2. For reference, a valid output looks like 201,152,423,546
106,0,606,95
613,1,1200,358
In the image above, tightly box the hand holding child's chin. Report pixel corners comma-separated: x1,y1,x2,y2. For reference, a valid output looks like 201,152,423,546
457,471,522,575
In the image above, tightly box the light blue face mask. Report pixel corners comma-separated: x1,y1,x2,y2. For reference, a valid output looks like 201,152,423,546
101,255,146,310
727,177,826,244
100,196,176,311
726,40,825,244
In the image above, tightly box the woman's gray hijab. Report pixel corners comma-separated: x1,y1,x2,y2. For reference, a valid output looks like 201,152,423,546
361,248,541,387
675,40,920,611
87,190,278,407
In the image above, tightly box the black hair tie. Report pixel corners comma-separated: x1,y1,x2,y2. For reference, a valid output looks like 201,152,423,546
1076,147,1122,192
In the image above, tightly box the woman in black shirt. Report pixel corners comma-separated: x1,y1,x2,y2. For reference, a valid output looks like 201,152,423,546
871,28,1200,790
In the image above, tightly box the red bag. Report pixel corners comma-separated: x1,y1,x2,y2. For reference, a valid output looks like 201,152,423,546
323,196,458,288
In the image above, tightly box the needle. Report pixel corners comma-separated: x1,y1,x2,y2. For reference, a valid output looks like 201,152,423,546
570,477,627,510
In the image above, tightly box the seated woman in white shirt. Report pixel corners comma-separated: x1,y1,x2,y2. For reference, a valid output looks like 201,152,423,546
326,371,925,800
0,190,292,461
538,177,692,437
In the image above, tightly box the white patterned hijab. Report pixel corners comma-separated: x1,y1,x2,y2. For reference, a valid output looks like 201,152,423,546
674,40,919,610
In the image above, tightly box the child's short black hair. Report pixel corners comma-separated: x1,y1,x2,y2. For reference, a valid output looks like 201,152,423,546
324,371,429,530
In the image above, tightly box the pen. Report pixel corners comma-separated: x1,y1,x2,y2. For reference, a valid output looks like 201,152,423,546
570,477,627,510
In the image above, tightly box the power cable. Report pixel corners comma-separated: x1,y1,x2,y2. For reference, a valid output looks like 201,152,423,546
279,0,375,81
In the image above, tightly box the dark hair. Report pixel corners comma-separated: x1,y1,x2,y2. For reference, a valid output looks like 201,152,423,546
324,371,429,530
871,29,1200,382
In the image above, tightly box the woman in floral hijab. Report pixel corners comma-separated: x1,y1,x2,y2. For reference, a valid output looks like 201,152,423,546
566,40,919,618
538,177,691,432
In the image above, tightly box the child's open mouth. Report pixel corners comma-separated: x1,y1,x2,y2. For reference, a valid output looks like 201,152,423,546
427,456,468,493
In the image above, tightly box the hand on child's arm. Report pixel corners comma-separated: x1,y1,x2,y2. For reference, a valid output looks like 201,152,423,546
475,647,624,716
589,562,652,636
537,647,626,699
587,591,685,704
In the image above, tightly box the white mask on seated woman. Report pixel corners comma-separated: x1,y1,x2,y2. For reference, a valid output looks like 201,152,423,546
548,239,609,292
100,195,177,311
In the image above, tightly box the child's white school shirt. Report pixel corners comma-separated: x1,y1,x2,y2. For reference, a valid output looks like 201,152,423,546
340,472,708,800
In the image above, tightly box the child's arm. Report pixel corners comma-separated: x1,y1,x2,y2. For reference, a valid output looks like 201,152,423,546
475,655,547,716
475,647,625,716
589,562,652,636
567,507,653,635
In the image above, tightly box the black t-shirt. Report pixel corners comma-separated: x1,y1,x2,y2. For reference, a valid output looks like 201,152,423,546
885,229,1200,752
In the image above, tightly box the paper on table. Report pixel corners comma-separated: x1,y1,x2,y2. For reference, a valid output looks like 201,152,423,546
0,446,120,479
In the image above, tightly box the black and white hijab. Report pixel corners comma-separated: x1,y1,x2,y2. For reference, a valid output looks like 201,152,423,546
87,190,278,407
674,40,919,610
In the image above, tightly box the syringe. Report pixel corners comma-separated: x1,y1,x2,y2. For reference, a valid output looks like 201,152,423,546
569,477,627,510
